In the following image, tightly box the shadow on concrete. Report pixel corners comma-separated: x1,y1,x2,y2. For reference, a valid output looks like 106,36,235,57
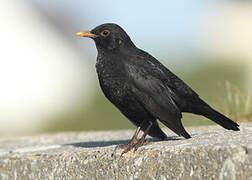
64,135,184,148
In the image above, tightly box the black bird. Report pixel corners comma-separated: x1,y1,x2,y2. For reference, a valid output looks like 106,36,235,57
76,23,239,153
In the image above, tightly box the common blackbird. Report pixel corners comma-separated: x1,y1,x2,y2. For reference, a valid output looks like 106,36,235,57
76,23,239,154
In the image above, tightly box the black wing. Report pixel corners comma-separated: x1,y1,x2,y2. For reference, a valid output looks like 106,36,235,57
135,49,199,100
125,62,191,138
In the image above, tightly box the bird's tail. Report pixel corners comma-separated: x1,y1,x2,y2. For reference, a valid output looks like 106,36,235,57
202,107,240,131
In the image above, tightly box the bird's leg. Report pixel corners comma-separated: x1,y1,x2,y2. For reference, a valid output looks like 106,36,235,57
115,127,141,150
132,121,153,152
120,121,153,156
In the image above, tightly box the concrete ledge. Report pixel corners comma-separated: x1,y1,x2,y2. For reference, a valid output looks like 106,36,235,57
0,123,252,179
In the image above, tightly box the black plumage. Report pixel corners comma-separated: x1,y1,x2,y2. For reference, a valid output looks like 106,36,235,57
76,23,239,152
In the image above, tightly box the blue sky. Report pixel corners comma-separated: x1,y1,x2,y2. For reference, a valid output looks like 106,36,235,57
30,0,217,63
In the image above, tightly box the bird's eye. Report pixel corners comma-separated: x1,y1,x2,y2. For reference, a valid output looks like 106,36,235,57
101,30,110,37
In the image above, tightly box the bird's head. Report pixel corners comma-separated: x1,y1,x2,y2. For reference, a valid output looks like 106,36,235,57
76,23,135,51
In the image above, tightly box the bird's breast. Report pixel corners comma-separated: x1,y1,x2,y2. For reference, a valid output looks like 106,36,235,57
95,57,130,103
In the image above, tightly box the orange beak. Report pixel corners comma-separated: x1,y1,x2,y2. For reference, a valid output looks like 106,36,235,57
75,31,98,38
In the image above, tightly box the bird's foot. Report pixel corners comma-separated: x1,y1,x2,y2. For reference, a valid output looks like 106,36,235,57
133,138,150,152
113,122,152,157
115,137,138,150
114,127,140,151
120,138,150,157
112,128,140,157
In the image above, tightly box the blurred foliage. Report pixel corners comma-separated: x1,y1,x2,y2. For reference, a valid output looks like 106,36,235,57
214,81,251,122
44,61,250,133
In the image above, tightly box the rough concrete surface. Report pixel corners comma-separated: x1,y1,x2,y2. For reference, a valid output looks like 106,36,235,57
0,123,252,180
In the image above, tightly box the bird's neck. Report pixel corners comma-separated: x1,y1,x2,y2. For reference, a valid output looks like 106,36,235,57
96,39,136,54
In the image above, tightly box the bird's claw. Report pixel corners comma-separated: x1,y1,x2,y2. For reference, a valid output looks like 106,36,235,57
119,139,150,157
